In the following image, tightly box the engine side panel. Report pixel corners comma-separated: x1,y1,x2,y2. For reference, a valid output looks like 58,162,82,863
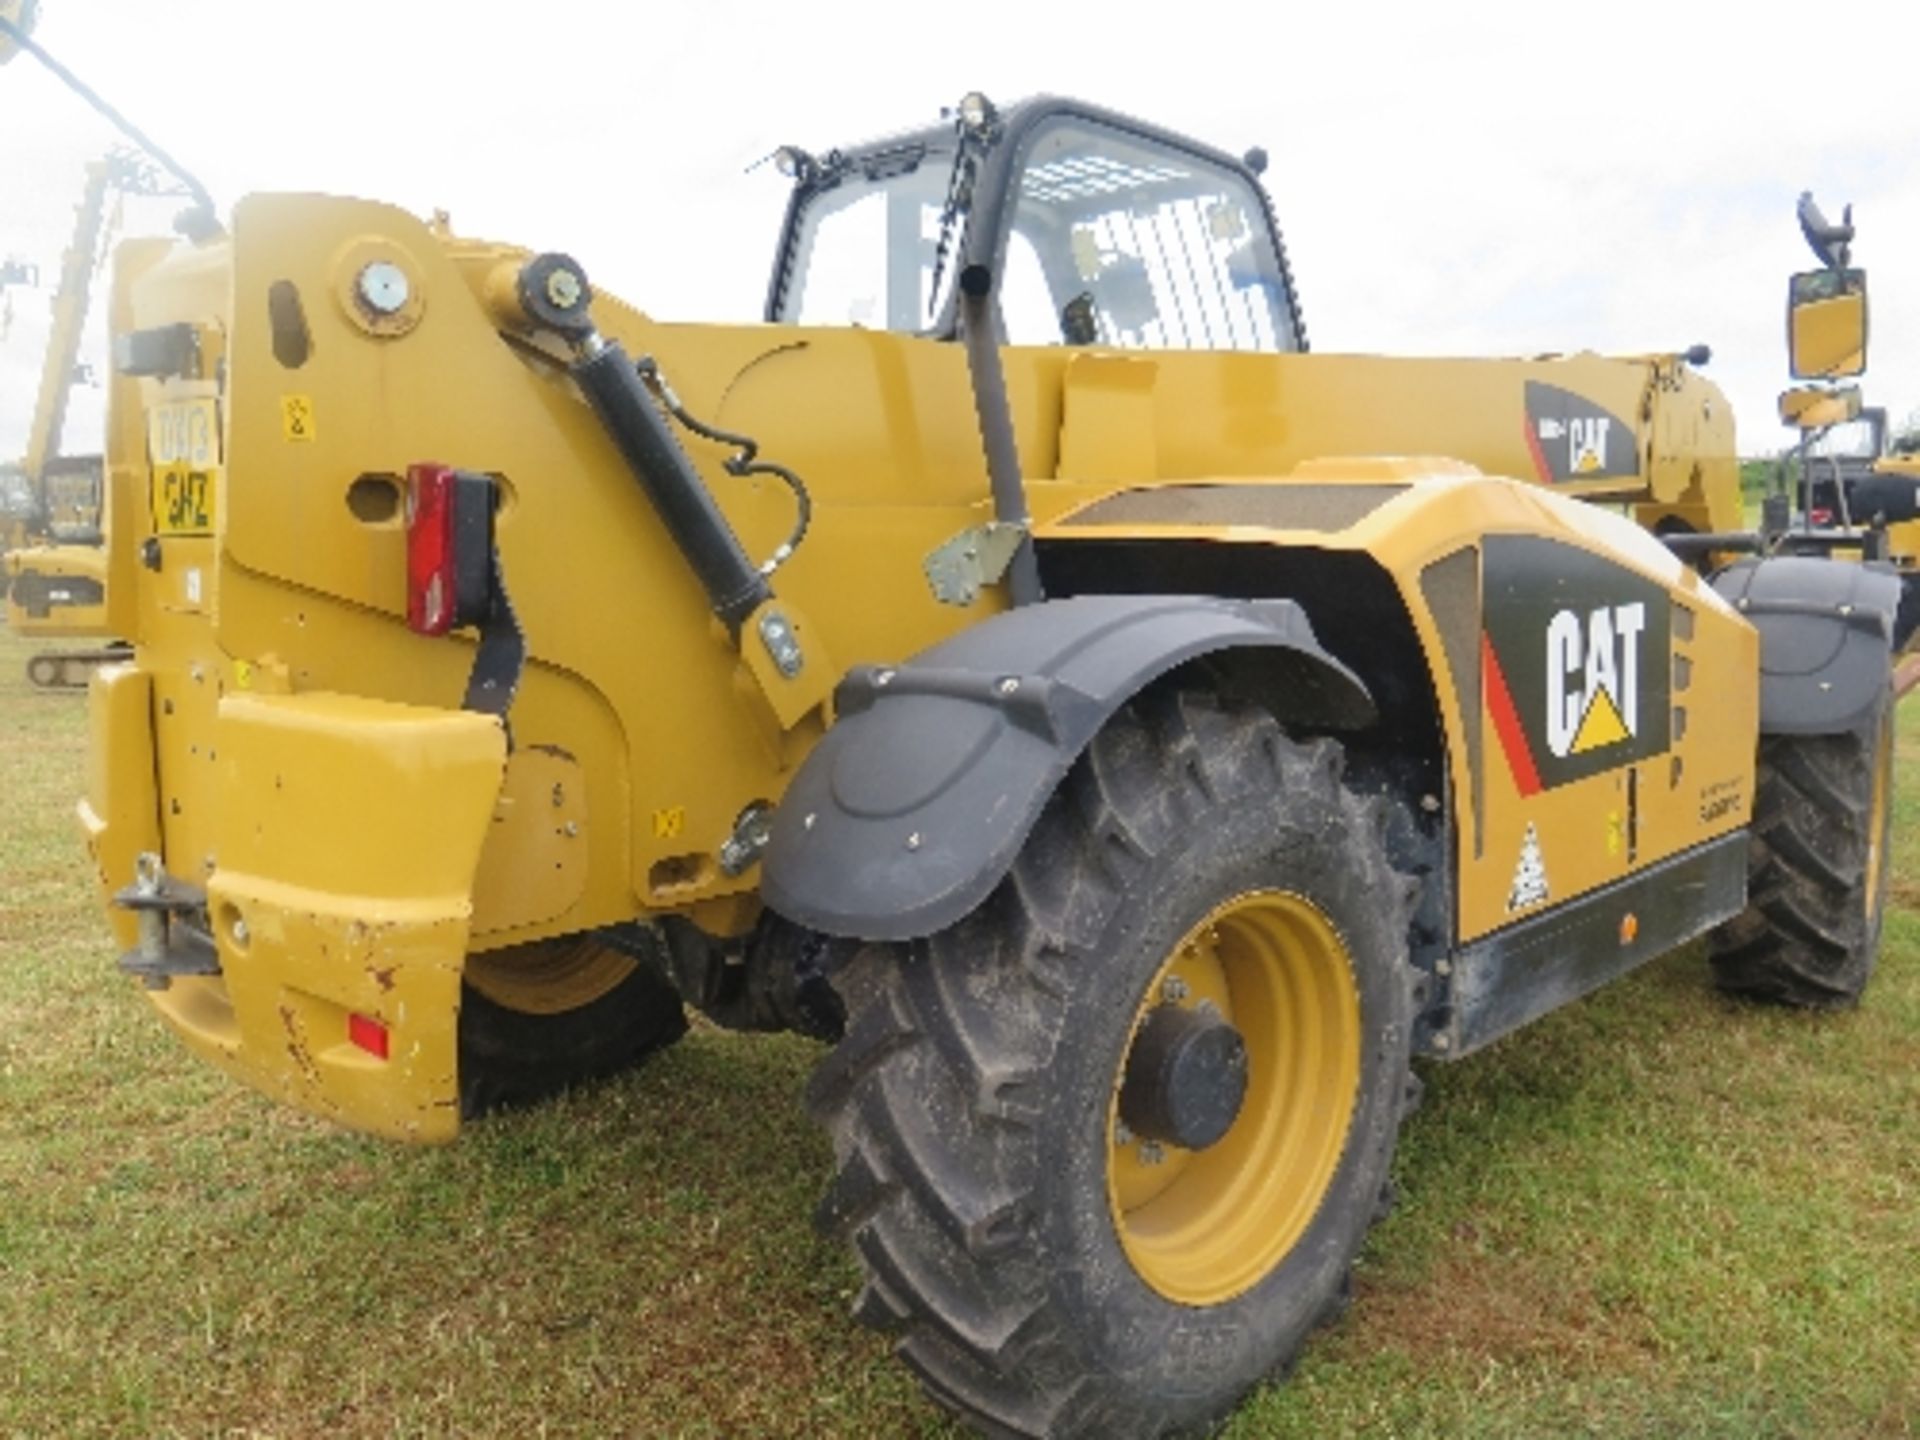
1041,462,1759,945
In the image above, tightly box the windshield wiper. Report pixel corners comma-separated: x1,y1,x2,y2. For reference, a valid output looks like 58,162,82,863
927,144,975,321
927,97,1002,320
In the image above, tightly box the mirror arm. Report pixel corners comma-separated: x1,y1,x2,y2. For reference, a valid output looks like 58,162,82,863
0,14,218,233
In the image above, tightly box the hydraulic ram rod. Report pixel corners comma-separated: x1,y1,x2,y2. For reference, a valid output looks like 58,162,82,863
504,252,771,632
570,336,771,631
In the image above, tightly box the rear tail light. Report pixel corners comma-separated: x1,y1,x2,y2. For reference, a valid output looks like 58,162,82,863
347,1012,390,1060
406,462,495,634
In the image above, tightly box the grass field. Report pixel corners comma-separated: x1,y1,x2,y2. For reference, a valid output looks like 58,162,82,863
1,625,1916,1439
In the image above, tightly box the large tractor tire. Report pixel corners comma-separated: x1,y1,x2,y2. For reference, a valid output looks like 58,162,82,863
808,689,1421,1438
458,933,688,1116
1708,688,1895,1008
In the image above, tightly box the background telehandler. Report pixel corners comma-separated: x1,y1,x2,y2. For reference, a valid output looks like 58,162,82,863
1766,192,1920,684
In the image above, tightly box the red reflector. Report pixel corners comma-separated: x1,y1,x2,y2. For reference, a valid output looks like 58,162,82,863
348,1012,390,1060
406,462,457,635
1810,507,1833,526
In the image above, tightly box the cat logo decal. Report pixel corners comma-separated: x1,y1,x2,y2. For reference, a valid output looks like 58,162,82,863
1481,537,1671,795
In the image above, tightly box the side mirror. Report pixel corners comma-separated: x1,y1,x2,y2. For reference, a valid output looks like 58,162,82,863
1787,267,1868,379
1779,383,1862,430
0,0,40,66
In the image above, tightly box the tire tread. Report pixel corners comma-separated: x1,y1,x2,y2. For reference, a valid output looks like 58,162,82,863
811,692,1421,1437
1708,701,1892,1009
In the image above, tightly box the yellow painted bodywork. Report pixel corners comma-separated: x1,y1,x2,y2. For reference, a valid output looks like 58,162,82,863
3,541,108,636
140,692,499,1140
85,192,1758,1138
1046,462,1757,940
1866,454,1920,576
79,661,159,955
467,744,592,938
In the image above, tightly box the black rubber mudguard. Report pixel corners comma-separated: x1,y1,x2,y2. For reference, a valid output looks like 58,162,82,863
1711,555,1899,734
760,594,1372,942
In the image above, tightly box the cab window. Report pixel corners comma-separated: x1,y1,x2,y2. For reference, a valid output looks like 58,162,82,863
784,156,953,331
999,118,1297,352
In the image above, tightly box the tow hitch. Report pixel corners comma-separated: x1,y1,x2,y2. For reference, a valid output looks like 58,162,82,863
114,852,219,989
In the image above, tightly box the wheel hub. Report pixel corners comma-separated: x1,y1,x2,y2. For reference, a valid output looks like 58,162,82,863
1118,1003,1249,1151
1106,889,1363,1305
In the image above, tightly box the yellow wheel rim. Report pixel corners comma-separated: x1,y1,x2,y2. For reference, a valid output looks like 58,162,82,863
1107,889,1362,1306
464,936,637,1015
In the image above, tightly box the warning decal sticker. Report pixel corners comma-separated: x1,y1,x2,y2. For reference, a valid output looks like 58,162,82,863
1507,822,1551,912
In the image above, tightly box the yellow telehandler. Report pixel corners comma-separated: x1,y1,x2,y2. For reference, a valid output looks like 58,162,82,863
9,12,1901,1433
1768,192,1920,684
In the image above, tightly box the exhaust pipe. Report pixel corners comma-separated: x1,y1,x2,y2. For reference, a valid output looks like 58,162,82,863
958,263,1042,607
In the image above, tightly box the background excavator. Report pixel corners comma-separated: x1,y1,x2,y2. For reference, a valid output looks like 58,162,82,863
2,0,191,687
1,150,181,686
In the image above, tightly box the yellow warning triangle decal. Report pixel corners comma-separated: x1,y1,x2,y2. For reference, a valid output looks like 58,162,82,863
1571,686,1630,753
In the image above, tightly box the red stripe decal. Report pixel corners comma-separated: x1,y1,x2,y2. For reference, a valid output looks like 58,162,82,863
1522,412,1552,482
1482,632,1543,796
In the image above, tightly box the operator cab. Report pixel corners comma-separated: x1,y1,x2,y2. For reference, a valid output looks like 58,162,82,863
766,94,1306,354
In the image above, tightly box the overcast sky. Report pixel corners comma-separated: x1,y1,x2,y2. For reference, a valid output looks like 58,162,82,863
4,0,1919,464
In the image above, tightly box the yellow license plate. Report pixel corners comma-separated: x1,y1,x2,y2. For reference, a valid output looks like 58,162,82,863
147,397,221,535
